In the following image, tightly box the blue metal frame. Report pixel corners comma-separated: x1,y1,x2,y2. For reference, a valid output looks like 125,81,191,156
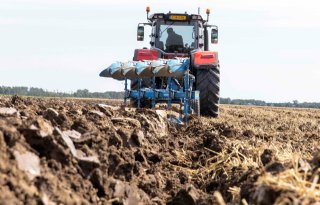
101,58,199,122
125,73,197,122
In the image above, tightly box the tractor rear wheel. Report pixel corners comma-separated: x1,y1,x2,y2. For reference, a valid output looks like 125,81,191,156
196,66,220,117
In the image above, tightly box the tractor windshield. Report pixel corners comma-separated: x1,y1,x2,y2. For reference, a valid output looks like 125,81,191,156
156,22,196,53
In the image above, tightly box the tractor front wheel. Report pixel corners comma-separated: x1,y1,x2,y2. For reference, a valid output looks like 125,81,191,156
196,66,220,117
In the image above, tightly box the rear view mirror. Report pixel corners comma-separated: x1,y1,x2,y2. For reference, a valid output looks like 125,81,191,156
137,26,144,41
211,28,218,44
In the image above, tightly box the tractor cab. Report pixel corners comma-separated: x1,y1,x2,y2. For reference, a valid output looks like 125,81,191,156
137,8,218,58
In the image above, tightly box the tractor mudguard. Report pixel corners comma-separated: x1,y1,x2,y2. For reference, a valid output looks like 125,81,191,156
191,51,219,69
133,49,159,61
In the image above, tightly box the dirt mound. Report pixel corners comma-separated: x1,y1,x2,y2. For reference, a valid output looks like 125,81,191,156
1,96,320,204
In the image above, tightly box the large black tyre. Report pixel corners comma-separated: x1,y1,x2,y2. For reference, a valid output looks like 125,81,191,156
196,66,220,117
130,78,152,108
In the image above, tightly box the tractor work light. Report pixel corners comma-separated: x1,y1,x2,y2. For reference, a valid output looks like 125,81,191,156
146,6,150,12
206,8,210,14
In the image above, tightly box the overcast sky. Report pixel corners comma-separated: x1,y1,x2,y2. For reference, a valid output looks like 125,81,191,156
1,0,320,102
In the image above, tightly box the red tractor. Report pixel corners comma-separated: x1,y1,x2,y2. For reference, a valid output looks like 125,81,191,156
133,7,219,117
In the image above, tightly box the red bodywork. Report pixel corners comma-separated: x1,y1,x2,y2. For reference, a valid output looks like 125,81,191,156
134,49,219,68
134,49,189,60
134,49,159,61
193,51,218,65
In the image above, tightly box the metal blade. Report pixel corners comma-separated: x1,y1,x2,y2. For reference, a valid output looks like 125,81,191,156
121,62,137,79
136,61,153,78
100,58,190,80
168,58,190,78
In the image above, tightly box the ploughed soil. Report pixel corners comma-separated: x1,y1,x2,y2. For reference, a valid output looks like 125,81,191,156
1,95,320,205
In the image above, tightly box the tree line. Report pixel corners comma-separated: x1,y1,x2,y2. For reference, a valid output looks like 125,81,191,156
220,98,320,109
1,86,320,109
0,86,124,99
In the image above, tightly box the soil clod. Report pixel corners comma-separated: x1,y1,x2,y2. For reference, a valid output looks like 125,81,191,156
1,96,320,204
